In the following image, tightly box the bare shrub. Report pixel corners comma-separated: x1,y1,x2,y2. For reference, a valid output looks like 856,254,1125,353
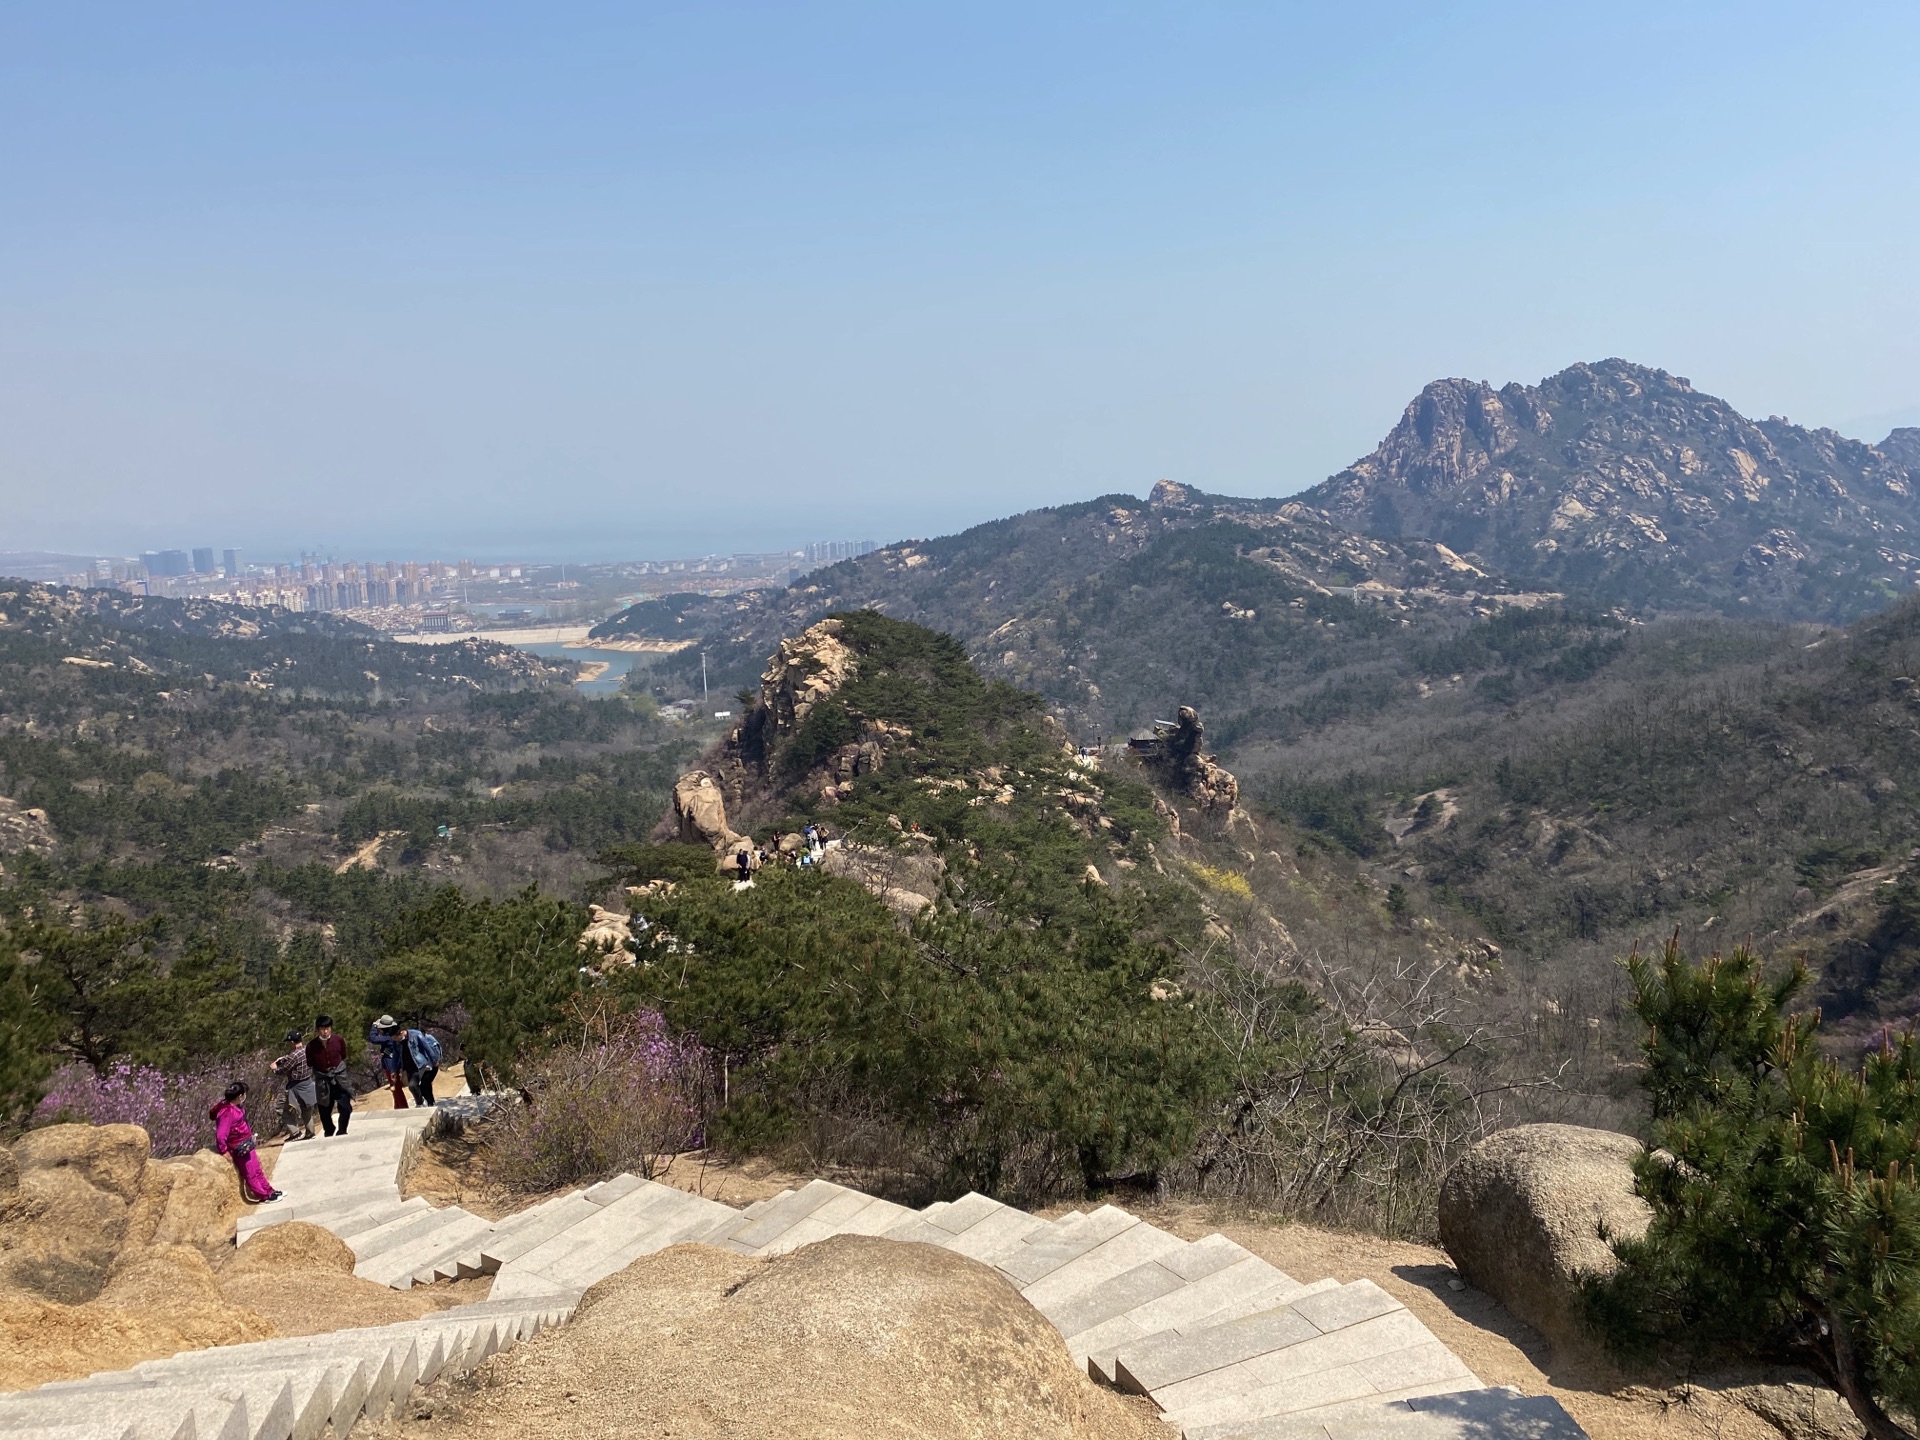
488,1001,714,1194
1179,936,1563,1238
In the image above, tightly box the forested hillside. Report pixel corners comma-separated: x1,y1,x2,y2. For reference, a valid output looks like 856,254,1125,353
0,581,696,1077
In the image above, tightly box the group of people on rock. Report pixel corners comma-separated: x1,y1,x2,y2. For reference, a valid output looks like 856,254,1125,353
208,1012,446,1205
726,823,840,886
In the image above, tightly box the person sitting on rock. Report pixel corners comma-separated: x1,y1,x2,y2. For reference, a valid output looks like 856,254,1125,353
272,1029,318,1140
209,1081,280,1204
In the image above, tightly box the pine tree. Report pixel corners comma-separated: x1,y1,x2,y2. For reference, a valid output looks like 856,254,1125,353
0,928,55,1127
1584,940,1920,1440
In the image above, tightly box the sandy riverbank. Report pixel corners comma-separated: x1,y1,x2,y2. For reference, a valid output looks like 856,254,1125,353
388,624,596,646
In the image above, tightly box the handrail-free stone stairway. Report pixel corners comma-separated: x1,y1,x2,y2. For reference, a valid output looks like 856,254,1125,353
5,1109,1591,1440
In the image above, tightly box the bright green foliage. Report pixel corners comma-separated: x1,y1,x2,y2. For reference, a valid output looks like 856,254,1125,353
1585,940,1920,1439
361,885,591,1087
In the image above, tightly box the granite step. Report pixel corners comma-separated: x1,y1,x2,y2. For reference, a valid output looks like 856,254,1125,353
544,1190,741,1289
498,1182,701,1283
235,1183,403,1240
1169,1340,1482,1438
1075,1258,1320,1382
1050,1234,1261,1350
478,1192,605,1270
1019,1216,1187,1314
711,1178,848,1254
355,1210,493,1289
995,1205,1139,1287
747,1186,890,1255
345,1204,466,1262
933,1202,1049,1260
1125,1282,1469,1436
430,1194,575,1281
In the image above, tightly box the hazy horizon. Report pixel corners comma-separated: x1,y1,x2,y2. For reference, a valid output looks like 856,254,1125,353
5,4,1919,561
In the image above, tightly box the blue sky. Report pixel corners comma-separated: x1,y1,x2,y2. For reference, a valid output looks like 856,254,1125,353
2,2,1917,562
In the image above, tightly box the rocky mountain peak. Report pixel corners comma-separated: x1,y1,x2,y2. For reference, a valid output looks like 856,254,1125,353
1300,360,1920,619
1882,427,1920,471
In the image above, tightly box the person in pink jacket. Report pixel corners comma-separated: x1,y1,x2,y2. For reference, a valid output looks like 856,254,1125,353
209,1081,281,1204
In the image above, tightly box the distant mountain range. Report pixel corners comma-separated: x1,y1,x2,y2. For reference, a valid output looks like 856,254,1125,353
597,359,1920,739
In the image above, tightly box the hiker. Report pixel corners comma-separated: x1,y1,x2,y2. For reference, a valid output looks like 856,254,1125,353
369,1015,409,1108
306,1014,352,1136
210,1082,280,1203
272,1028,318,1140
735,845,753,884
399,1024,443,1107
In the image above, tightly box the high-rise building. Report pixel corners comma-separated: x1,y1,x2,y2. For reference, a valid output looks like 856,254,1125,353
222,549,241,577
142,549,191,577
802,540,879,566
191,547,216,574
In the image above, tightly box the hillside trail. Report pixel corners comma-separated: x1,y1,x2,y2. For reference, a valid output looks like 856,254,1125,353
410,1136,1848,1440
1113,1200,1853,1440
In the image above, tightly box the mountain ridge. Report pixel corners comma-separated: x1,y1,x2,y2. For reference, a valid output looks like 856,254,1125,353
1302,358,1920,619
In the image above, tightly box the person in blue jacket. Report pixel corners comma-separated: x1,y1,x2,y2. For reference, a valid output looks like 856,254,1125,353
368,1015,409,1108
400,1024,443,1107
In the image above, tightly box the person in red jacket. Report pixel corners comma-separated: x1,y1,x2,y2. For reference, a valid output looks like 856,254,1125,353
209,1082,280,1203
305,1014,353,1137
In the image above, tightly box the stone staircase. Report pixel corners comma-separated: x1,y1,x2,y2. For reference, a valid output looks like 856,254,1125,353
4,1108,1589,1440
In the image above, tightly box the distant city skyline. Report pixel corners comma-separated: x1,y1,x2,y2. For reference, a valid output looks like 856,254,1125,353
3,533,889,571
4,6,1919,558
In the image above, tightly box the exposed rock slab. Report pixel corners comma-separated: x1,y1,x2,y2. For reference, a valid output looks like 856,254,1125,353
1437,1123,1649,1353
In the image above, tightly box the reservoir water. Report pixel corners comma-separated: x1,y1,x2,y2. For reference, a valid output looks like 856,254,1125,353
518,642,645,695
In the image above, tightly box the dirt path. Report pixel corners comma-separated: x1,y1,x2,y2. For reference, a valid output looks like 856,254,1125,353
335,830,402,874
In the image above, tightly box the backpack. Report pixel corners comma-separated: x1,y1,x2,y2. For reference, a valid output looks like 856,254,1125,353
413,1029,443,1067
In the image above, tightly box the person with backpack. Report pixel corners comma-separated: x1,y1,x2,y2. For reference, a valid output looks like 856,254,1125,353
305,1014,352,1136
209,1081,280,1203
368,1015,409,1108
399,1025,443,1107
271,1029,318,1140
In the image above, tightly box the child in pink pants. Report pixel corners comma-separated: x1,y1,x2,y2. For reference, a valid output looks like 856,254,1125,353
210,1081,282,1204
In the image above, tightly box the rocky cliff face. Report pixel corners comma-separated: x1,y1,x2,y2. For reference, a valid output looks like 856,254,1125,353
1302,359,1920,619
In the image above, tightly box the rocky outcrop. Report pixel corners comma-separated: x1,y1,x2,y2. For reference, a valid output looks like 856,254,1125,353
0,798,54,857
1438,1123,1650,1352
420,1234,1162,1440
3,1124,153,1303
758,618,859,739
818,843,943,915
1130,707,1239,815
671,770,737,850
572,906,633,952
